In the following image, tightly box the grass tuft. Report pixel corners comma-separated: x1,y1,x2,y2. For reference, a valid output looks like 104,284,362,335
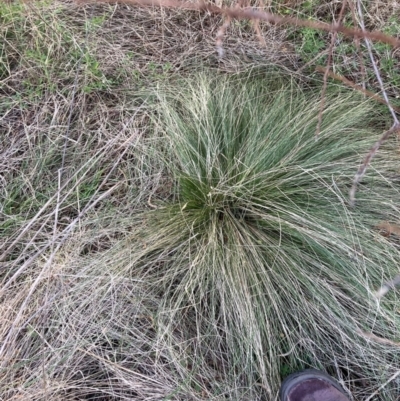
104,73,400,398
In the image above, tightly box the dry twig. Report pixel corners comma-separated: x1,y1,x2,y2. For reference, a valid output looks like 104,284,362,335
349,1,400,206
357,328,400,346
348,0,366,90
77,0,400,48
252,18,266,47
355,0,399,124
315,66,400,113
316,0,348,137
216,16,232,58
349,123,400,207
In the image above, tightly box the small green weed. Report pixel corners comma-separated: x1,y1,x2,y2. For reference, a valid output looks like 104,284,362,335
296,27,326,63
82,52,112,93
86,14,107,31
145,61,174,81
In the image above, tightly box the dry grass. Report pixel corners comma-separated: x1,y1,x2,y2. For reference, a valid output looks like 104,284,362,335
1,1,400,400
0,5,255,400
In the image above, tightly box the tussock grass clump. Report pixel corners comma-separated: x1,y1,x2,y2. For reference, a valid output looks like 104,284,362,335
103,74,400,399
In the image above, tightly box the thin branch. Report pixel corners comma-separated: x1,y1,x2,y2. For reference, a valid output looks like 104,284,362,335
356,0,399,125
77,0,400,48
252,18,266,47
216,16,232,58
349,1,400,206
348,0,366,91
316,0,347,137
349,123,400,207
358,328,400,346
315,66,400,113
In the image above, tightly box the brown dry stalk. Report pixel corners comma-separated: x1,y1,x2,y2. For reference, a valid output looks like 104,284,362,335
316,0,347,137
348,0,366,90
315,66,400,114
349,123,400,207
357,328,400,347
356,0,399,126
216,16,232,57
252,18,266,47
77,0,400,48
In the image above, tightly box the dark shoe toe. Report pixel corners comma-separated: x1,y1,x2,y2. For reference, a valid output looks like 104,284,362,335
280,369,350,401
